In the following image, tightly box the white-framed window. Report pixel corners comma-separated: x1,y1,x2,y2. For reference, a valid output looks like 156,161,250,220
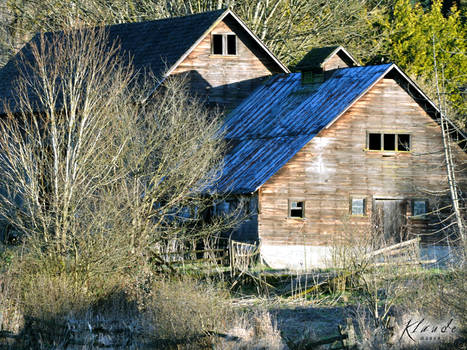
211,33,237,55
368,133,411,152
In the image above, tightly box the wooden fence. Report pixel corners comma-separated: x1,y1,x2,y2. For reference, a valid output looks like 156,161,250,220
290,237,436,299
229,240,259,274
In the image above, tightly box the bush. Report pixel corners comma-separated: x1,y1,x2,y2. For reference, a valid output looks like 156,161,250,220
142,277,231,342
215,310,287,350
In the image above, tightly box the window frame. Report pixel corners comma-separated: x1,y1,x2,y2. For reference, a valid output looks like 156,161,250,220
211,33,238,56
367,132,411,153
288,200,305,219
350,197,367,216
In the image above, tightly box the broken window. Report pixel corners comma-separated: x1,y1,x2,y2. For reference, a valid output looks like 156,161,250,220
212,33,237,55
351,198,366,216
367,133,411,152
289,200,305,218
398,134,411,152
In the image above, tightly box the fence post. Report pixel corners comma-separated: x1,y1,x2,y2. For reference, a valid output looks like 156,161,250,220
229,239,234,277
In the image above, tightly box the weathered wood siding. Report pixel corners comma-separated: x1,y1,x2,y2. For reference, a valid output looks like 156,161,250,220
258,78,467,246
323,54,350,71
171,16,282,109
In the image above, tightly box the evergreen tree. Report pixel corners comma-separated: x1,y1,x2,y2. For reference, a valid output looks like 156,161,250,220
389,0,466,125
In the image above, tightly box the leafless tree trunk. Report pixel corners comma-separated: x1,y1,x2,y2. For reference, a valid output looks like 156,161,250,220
0,27,238,281
432,35,466,254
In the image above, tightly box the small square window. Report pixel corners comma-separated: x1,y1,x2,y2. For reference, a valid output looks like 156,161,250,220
384,134,396,151
289,200,305,218
398,134,410,152
369,133,381,150
227,34,237,55
351,198,366,216
413,200,427,217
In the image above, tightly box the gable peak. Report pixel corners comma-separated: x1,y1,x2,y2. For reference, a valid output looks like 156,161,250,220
295,46,359,72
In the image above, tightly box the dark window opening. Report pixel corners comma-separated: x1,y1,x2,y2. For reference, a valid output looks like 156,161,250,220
212,33,237,55
351,198,366,216
369,133,382,150
384,134,396,151
289,201,305,218
212,34,223,55
227,34,237,55
398,134,411,151
368,133,411,152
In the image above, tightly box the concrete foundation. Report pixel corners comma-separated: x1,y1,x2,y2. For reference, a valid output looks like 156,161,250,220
260,244,332,270
260,243,463,270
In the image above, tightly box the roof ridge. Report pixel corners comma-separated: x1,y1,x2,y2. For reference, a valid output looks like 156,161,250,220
31,8,228,37
104,8,228,28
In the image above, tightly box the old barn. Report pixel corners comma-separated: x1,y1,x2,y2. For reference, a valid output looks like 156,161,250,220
212,47,467,268
0,9,288,115
0,9,465,268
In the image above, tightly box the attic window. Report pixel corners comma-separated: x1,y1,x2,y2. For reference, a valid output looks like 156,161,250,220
302,71,314,84
368,133,411,152
368,133,381,151
212,33,237,55
289,200,305,218
227,34,237,54
384,134,396,151
212,34,223,54
398,134,411,152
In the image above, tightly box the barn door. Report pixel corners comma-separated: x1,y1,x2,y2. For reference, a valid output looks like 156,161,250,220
373,199,407,243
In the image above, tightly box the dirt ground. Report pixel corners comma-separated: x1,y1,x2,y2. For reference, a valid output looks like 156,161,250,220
270,304,350,342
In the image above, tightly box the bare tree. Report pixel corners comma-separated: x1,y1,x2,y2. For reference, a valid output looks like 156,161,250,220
0,0,387,68
432,35,466,254
0,27,232,282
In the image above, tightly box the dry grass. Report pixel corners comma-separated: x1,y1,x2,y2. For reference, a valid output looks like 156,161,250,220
142,277,232,342
1,266,237,348
215,310,288,350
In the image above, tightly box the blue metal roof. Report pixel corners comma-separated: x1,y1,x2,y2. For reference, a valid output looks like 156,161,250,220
211,64,393,194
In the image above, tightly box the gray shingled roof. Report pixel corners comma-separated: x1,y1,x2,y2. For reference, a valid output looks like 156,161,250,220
0,9,227,115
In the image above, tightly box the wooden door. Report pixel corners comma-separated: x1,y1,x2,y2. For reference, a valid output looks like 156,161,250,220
373,199,407,243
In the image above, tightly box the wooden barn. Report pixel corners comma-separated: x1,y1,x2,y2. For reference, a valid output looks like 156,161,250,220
0,9,288,116
0,9,465,268
211,46,467,268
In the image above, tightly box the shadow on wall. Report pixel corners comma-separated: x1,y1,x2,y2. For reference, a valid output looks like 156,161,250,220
171,70,270,112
